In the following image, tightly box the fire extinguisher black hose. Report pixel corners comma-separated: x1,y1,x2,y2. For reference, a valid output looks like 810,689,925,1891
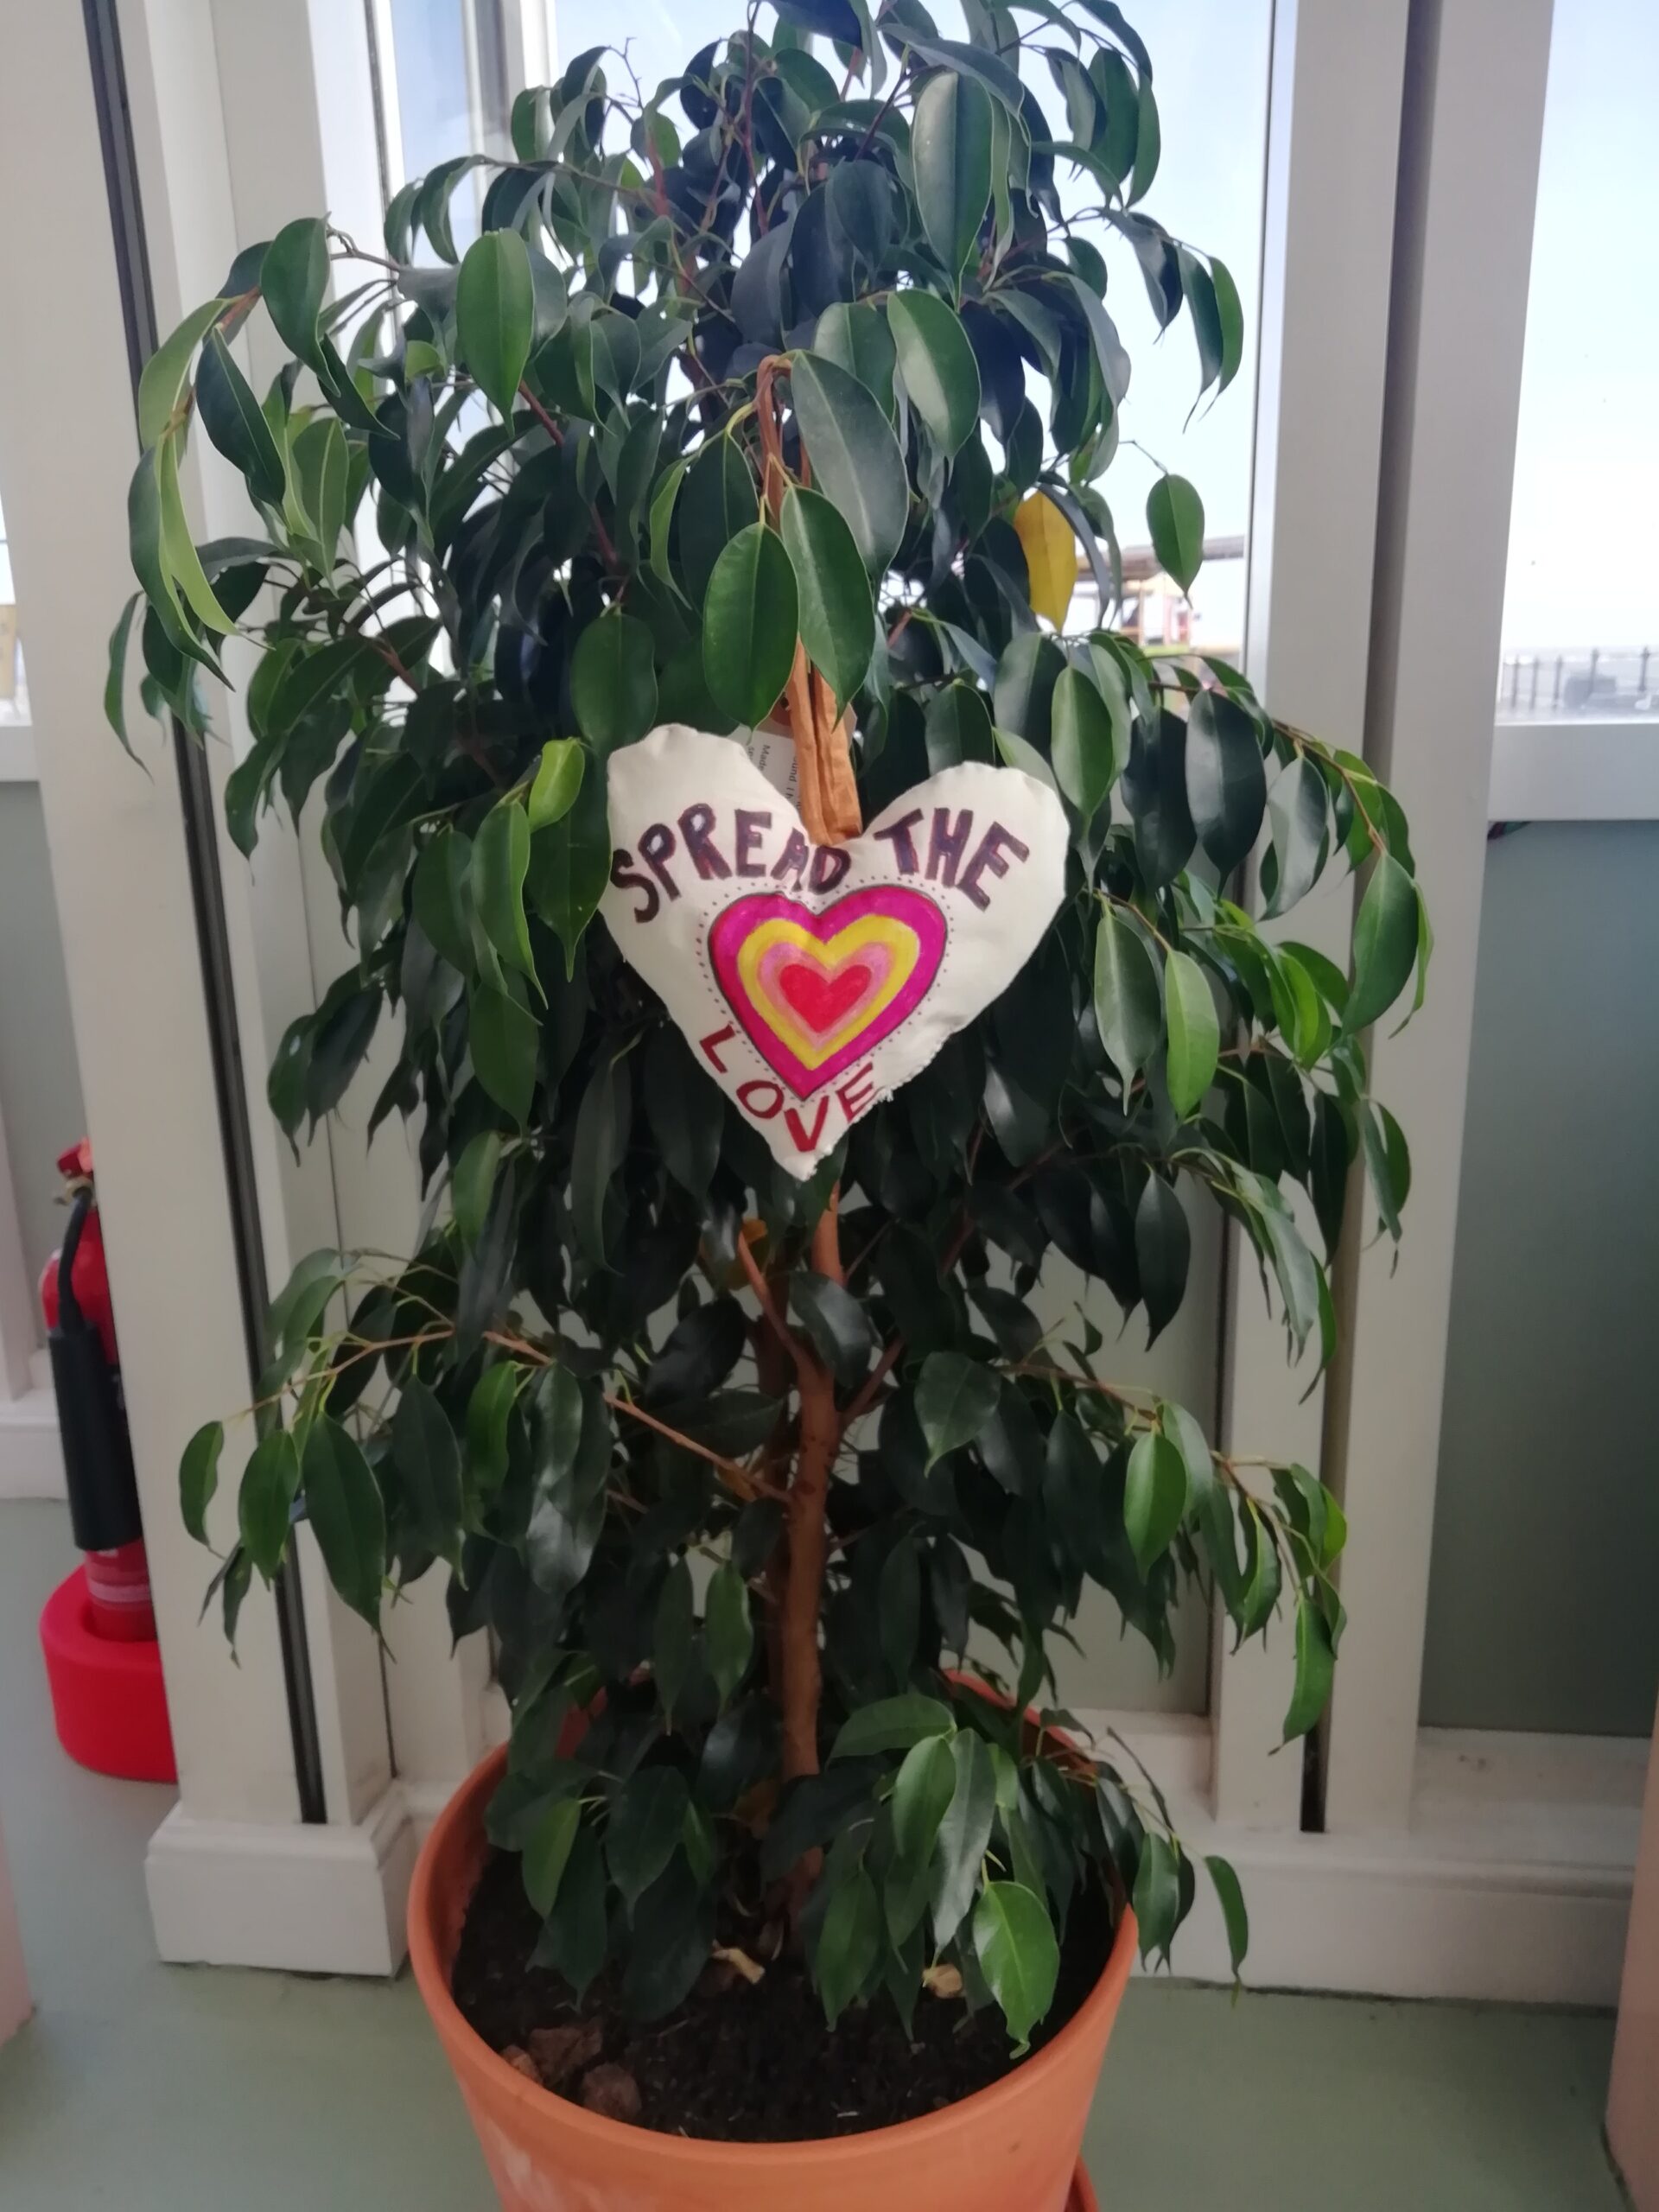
55,1190,91,1335
80,0,328,1828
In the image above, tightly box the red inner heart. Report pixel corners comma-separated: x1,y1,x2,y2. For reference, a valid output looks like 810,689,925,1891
777,958,874,1036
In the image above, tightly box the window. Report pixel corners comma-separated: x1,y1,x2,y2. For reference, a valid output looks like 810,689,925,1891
369,1,556,202
367,2,1271,656
1499,0,1659,723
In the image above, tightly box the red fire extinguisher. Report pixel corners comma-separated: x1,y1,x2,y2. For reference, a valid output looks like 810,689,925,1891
40,1141,156,1642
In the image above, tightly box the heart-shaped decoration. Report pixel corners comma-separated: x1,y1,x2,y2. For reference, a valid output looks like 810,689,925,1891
601,727,1069,1178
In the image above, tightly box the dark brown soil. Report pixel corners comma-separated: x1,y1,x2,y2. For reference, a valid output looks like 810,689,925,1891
450,1846,1116,2144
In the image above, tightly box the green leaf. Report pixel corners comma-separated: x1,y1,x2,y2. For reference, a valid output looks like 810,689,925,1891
292,417,349,562
1205,1853,1249,1976
465,1363,518,1499
654,1558,695,1721
701,522,799,727
607,1768,689,1907
302,1417,387,1628
472,802,536,984
452,1130,501,1250
813,300,897,416
831,1693,955,1759
930,1727,996,1944
887,289,981,455
648,459,688,594
570,609,658,753
391,1378,463,1567
137,299,226,450
1263,755,1331,918
994,633,1065,747
1285,1597,1335,1740
788,353,908,574
523,1797,582,1915
571,1052,632,1267
1051,667,1119,826
105,595,143,761
914,1351,1000,1469
912,68,992,281
1147,473,1205,594
1128,72,1162,204
887,26,1023,113
790,1270,875,1387
196,328,286,506
156,436,235,635
1093,906,1161,1090
680,435,757,606
455,229,534,416
1163,949,1219,1117
127,448,194,665
1211,257,1245,391
973,1882,1059,2051
262,217,329,372
239,1430,299,1580
1065,275,1132,407
180,1421,224,1546
1135,1173,1191,1345
1124,1429,1186,1577
1185,690,1266,874
705,1561,754,1707
889,1730,957,1868
467,982,538,1125
527,737,584,831
1162,1401,1215,1510
526,759,610,975
532,1825,606,1994
413,829,475,975
1344,852,1418,1033
779,486,874,714
1133,1830,1179,1962
818,1866,881,2028
925,682,995,771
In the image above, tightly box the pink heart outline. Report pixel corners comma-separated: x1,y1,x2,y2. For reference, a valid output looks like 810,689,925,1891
708,886,948,1099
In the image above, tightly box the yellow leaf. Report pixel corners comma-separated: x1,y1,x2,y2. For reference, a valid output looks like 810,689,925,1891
1014,492,1076,629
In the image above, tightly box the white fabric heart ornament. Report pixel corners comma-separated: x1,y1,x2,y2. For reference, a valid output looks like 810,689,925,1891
601,727,1069,1179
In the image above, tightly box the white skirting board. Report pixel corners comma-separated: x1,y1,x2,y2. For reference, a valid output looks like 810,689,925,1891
144,1720,1643,2007
1145,1825,1632,2007
1079,1713,1638,2007
0,1389,65,1501
145,1781,420,1978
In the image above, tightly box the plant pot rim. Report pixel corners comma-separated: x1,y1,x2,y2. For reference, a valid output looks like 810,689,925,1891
408,1740,1137,2174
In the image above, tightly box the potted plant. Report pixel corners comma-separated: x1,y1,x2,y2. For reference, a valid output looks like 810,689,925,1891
111,3,1425,2206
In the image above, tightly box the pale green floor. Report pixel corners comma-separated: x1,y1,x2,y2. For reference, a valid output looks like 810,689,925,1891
0,1500,1628,2209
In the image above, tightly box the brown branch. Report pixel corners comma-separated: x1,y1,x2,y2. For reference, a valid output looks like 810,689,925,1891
603,1391,773,1500
737,1229,804,1372
779,1191,844,1793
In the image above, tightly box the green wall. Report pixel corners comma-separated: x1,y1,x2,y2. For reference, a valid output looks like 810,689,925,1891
1421,822,1659,1737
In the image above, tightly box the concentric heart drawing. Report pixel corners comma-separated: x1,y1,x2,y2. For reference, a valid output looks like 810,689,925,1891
601,727,1069,1177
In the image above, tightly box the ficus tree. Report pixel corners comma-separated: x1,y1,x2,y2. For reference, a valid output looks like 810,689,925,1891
116,0,1426,2052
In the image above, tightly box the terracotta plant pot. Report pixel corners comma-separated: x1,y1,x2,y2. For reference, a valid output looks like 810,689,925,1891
409,1746,1135,2212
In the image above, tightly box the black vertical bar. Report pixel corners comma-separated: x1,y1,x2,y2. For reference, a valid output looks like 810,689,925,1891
80,0,327,1826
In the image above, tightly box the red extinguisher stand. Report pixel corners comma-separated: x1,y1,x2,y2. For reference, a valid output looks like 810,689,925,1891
37,1141,175,1782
